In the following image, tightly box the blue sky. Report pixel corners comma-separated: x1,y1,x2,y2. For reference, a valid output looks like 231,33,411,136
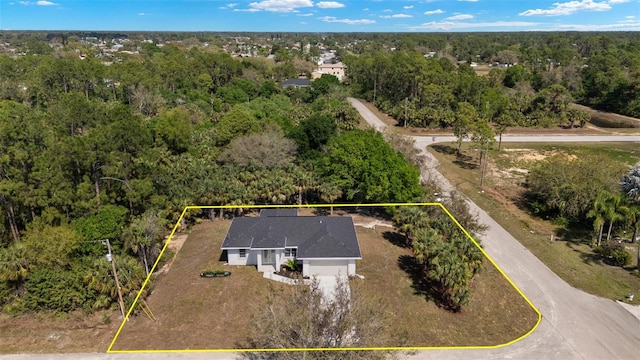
1,0,639,32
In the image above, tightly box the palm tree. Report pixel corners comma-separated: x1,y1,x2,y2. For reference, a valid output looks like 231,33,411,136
588,190,626,246
317,182,342,216
392,206,430,241
587,192,608,246
620,163,640,269
621,162,640,201
604,193,627,242
0,244,31,290
412,227,442,267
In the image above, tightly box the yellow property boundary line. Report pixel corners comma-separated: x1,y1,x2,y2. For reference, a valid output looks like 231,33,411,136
107,202,542,354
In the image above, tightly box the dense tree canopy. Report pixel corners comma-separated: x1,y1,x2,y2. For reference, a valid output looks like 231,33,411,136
318,130,423,203
0,42,397,314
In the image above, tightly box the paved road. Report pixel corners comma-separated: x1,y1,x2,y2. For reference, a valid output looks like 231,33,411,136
348,97,640,360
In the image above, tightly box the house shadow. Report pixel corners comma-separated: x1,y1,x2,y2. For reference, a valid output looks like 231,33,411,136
397,255,458,312
218,250,228,262
383,231,411,249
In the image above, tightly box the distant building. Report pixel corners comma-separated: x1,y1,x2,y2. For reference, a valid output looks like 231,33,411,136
280,78,311,88
317,62,345,81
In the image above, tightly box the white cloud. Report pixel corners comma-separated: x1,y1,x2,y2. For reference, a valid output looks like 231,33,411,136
319,16,376,24
234,8,260,12
625,15,635,19
424,9,444,15
316,1,345,8
19,0,59,5
363,8,369,11
519,0,612,17
551,20,640,30
297,12,314,16
248,0,313,12
382,9,392,12
380,14,413,18
410,20,540,31
446,14,474,20
458,0,478,2
404,5,414,9
138,12,151,16
219,2,238,9
607,0,629,3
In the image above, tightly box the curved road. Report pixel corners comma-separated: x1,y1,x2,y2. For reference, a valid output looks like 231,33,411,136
348,97,640,360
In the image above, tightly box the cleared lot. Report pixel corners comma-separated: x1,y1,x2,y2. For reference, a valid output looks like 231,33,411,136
110,212,538,351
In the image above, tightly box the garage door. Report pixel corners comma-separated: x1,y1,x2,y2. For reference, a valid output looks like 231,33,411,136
308,260,348,277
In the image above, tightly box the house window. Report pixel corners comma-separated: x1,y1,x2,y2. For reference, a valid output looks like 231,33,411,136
239,249,247,258
284,248,297,258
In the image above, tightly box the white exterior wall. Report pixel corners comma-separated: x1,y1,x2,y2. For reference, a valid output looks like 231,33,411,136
226,249,256,266
256,249,285,273
304,259,351,277
347,259,356,276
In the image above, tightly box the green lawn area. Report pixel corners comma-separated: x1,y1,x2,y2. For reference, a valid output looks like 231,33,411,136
428,142,640,305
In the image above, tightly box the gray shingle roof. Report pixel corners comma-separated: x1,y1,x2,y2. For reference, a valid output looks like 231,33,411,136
281,78,311,87
221,216,361,259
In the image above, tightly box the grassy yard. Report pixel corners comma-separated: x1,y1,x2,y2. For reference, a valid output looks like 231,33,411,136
428,142,640,304
111,212,538,351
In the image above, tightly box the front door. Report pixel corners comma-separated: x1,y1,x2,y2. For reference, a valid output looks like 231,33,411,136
262,250,275,265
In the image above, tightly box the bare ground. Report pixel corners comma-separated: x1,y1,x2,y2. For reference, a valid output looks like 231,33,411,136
0,310,120,354
110,212,537,351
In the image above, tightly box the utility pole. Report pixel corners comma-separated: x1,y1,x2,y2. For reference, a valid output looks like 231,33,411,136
480,141,489,188
373,77,377,103
103,239,126,320
403,97,408,128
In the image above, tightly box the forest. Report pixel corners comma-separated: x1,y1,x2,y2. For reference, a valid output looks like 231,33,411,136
0,38,425,314
345,31,640,123
0,31,638,315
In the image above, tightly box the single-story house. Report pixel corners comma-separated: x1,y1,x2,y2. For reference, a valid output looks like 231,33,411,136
221,209,361,278
280,78,311,88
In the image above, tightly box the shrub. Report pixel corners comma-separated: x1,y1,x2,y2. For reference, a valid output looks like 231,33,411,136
595,240,632,267
284,258,297,271
610,249,632,267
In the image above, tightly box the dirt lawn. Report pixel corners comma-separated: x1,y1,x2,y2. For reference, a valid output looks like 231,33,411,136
354,225,538,347
111,220,287,351
111,213,538,351
0,310,120,354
